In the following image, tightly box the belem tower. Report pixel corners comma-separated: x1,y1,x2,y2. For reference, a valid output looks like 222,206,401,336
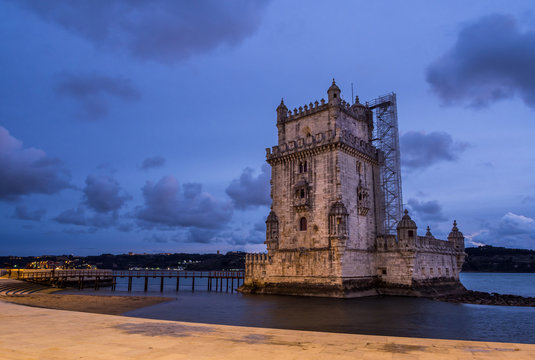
241,80,467,298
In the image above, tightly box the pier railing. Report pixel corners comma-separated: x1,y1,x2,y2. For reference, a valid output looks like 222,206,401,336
2,269,245,293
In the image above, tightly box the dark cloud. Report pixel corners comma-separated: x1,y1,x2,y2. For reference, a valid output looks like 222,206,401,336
228,227,265,245
141,156,166,170
254,221,266,233
16,0,270,64
407,198,447,223
470,213,535,249
426,14,535,109
145,234,170,244
13,205,46,221
136,176,233,229
117,223,134,232
400,131,469,170
0,126,71,201
54,206,87,226
56,73,141,118
63,227,98,235
54,206,118,228
226,164,270,209
186,229,218,244
83,174,131,213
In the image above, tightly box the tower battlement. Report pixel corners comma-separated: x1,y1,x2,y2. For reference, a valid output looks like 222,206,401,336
266,128,379,163
278,98,371,124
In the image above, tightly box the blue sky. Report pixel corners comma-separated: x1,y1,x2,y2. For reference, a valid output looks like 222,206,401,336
1,0,534,255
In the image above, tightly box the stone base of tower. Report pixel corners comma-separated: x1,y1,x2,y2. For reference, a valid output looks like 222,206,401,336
239,277,380,298
239,277,467,298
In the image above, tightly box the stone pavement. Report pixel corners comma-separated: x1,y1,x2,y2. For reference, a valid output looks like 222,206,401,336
0,300,534,359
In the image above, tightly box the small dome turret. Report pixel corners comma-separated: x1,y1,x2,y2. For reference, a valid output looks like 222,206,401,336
276,98,288,112
327,79,341,105
397,209,417,230
425,226,434,238
448,220,465,253
448,220,463,239
352,95,365,108
328,79,340,93
276,98,288,123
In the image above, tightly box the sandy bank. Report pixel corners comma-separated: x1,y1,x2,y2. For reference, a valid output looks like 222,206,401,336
0,294,173,315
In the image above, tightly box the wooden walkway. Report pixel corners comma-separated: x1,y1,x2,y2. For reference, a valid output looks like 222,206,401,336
5,269,245,293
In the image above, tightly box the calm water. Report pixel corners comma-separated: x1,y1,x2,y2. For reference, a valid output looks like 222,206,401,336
65,272,535,344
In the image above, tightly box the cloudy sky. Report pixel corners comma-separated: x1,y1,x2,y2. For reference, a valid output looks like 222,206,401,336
1,0,534,255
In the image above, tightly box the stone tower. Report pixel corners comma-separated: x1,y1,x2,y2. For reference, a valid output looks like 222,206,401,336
242,81,466,298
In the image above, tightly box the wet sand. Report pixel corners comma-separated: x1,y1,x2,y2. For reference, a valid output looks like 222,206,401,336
0,294,174,315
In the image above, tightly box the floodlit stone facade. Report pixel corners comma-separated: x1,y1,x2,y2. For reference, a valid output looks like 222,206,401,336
241,81,466,298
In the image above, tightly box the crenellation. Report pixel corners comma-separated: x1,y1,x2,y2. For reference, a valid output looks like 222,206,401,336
267,128,378,163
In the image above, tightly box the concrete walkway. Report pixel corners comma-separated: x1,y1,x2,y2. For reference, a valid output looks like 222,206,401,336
0,279,56,296
0,300,534,359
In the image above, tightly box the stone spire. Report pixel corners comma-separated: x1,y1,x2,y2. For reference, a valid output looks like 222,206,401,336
425,226,434,238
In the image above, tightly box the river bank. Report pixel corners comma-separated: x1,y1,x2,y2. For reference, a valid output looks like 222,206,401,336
0,300,534,359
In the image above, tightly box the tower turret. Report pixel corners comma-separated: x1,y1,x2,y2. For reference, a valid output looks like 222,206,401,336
276,98,288,123
276,99,288,143
327,79,341,106
448,220,466,270
397,209,417,245
448,220,465,251
265,210,279,252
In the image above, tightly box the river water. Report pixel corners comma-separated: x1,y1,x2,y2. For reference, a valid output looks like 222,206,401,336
66,273,535,344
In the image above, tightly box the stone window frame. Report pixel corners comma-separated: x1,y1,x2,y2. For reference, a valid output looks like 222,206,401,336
298,160,308,173
299,217,307,231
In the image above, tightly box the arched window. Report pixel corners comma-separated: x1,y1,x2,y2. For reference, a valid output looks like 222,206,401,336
299,217,307,231
300,189,305,199
303,161,307,172
299,162,303,173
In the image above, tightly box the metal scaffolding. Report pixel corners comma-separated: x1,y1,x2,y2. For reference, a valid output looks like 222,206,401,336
367,93,403,235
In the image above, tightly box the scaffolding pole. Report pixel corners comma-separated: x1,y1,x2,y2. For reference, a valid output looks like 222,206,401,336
367,93,403,235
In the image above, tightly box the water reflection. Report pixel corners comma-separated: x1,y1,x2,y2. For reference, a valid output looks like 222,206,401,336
124,292,535,343
63,273,535,344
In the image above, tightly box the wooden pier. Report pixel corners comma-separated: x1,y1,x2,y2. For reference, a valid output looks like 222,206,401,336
8,269,245,293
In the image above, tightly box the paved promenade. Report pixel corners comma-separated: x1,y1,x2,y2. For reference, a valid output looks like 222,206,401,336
1,300,534,359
